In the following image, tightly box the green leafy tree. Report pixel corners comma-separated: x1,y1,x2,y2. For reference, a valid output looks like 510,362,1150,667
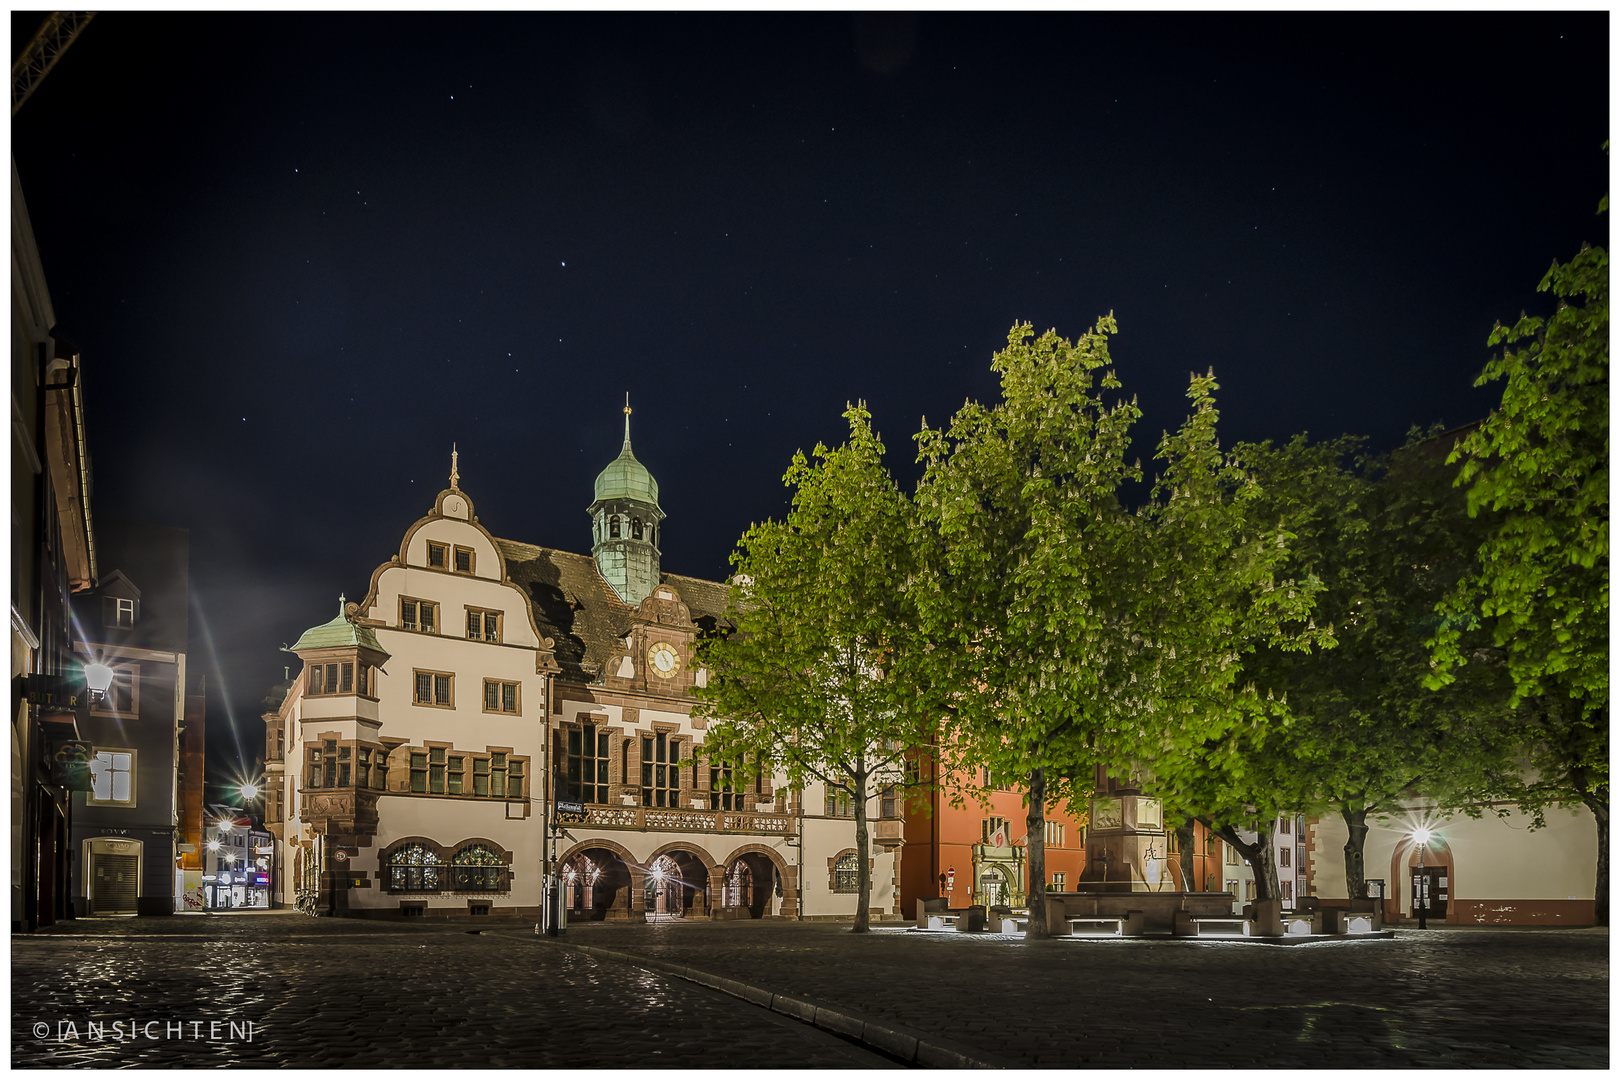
914,319,1141,937
1430,195,1609,923
1122,374,1329,905
694,403,931,933
1238,432,1515,903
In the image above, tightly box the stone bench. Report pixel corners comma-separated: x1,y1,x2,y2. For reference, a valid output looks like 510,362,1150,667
999,912,1145,937
1174,910,1254,937
915,898,986,932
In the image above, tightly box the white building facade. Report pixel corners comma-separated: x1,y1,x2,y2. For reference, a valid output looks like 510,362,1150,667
266,423,899,922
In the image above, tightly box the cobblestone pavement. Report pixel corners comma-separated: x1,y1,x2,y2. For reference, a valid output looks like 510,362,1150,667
12,913,1608,1069
539,918,1609,1069
11,913,893,1068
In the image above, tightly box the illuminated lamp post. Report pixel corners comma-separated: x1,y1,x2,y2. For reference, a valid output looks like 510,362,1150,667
1412,826,1432,930
83,660,115,702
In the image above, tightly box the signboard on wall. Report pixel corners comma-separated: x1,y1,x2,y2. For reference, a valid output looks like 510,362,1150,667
555,800,587,824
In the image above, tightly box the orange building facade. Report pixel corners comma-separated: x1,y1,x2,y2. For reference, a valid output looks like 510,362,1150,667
900,759,1229,914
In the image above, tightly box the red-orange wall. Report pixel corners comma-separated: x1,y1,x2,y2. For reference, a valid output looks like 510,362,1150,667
900,771,1090,912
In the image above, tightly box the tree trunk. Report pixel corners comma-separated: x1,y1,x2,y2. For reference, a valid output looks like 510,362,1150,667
852,776,871,933
1025,766,1049,938
1341,803,1369,901
1584,792,1608,927
1213,822,1278,903
1175,819,1197,892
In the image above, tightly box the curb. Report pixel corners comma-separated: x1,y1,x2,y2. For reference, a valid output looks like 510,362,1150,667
548,939,1009,1069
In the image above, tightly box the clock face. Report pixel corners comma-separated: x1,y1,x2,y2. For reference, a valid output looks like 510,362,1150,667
648,642,680,679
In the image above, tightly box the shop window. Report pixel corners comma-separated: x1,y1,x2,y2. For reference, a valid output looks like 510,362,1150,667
400,598,438,633
87,749,136,806
386,843,442,892
452,845,505,891
466,609,502,643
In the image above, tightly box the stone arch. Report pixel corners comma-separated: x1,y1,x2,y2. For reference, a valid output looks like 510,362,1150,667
1390,834,1454,923
721,843,794,919
446,837,514,894
558,837,644,922
644,841,720,918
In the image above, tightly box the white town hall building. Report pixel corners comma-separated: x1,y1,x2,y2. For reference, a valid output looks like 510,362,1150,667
264,409,901,922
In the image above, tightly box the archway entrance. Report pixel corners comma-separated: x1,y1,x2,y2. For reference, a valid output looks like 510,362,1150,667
723,852,777,919
644,852,707,917
978,863,1010,908
1400,839,1453,922
562,849,633,922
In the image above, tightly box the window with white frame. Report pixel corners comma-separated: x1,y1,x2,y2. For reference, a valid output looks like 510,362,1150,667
103,596,136,629
88,749,136,806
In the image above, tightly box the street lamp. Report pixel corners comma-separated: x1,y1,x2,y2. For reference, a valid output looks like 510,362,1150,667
1412,826,1432,930
83,660,114,702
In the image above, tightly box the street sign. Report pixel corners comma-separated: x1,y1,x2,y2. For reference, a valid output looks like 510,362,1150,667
333,850,349,863
555,800,586,823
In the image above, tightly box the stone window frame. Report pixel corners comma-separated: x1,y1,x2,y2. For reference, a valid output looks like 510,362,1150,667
391,742,529,801
412,668,455,709
465,606,502,643
561,716,614,805
482,678,520,716
399,595,440,634
828,849,869,893
452,545,477,575
638,725,686,808
426,541,449,570
379,836,513,895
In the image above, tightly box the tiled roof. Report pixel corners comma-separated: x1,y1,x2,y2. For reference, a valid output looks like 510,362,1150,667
494,540,731,683
289,596,390,657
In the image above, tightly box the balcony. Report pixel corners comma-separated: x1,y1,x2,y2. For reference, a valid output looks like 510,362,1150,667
575,805,796,836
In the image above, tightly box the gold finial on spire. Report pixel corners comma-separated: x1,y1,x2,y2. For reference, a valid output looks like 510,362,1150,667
623,393,632,444
450,443,460,491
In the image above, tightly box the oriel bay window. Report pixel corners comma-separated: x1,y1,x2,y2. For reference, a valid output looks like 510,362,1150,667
641,733,681,807
566,723,610,804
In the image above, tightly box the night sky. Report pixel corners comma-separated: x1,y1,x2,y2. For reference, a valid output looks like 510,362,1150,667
11,12,1609,793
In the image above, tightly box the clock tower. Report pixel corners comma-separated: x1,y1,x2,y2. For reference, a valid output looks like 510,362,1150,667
588,401,665,606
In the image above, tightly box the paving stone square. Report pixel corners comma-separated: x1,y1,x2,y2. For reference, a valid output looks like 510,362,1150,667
10,911,1608,1068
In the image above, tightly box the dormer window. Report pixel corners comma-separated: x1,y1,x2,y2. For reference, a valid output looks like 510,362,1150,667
427,542,448,569
103,597,136,629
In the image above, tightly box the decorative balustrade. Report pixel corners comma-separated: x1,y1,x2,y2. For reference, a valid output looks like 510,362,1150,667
581,805,795,835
